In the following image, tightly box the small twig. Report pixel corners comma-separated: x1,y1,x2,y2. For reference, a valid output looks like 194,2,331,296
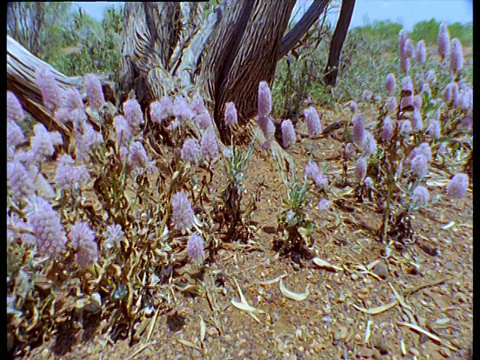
403,277,448,297
126,340,157,360
397,322,459,351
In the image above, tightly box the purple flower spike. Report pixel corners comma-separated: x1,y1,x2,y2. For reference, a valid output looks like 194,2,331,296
281,119,296,148
69,221,98,269
55,154,90,191
416,40,427,63
417,142,432,163
7,120,26,148
399,120,412,135
443,83,453,105
427,120,441,139
413,95,422,110
7,161,36,199
400,56,410,74
349,101,358,114
190,95,206,115
114,115,133,147
30,123,63,162
385,73,396,93
173,96,195,122
400,95,414,112
405,39,415,58
304,106,322,136
258,81,272,118
196,110,213,130
225,102,238,127
122,141,157,177
55,108,72,124
123,99,143,129
385,96,397,114
381,116,394,142
257,115,275,139
450,82,460,107
83,122,104,148
410,154,428,179
314,172,328,190
411,110,423,131
7,91,25,122
172,192,195,234
317,198,331,211
398,29,408,58
85,74,105,110
36,68,65,110
187,233,204,262
446,173,468,200
127,141,149,170
352,114,366,146
181,138,200,165
305,160,320,180
65,87,84,111
408,143,432,164
71,108,88,128
458,89,473,111
103,224,124,250
437,23,450,60
150,100,167,124
355,157,367,183
24,195,67,257
401,76,414,96
151,97,173,123
362,132,377,157
412,186,429,205
201,130,219,160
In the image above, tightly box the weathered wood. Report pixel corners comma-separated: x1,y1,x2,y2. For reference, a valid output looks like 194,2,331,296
118,3,183,107
7,35,114,136
278,0,329,60
201,0,296,143
324,0,355,87
173,7,220,89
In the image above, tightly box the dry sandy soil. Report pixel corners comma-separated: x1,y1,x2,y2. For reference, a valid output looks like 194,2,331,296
21,109,473,360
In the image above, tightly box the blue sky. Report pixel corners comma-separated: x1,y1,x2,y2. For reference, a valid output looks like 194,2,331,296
76,1,472,32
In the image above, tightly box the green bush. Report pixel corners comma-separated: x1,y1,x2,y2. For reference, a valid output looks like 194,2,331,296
411,19,473,47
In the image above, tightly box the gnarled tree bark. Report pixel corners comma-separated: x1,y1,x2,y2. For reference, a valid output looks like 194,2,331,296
201,0,296,143
118,1,340,144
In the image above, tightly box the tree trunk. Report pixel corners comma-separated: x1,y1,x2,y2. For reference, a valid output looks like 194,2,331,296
323,0,355,87
118,3,183,107
200,0,296,143
118,1,333,144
